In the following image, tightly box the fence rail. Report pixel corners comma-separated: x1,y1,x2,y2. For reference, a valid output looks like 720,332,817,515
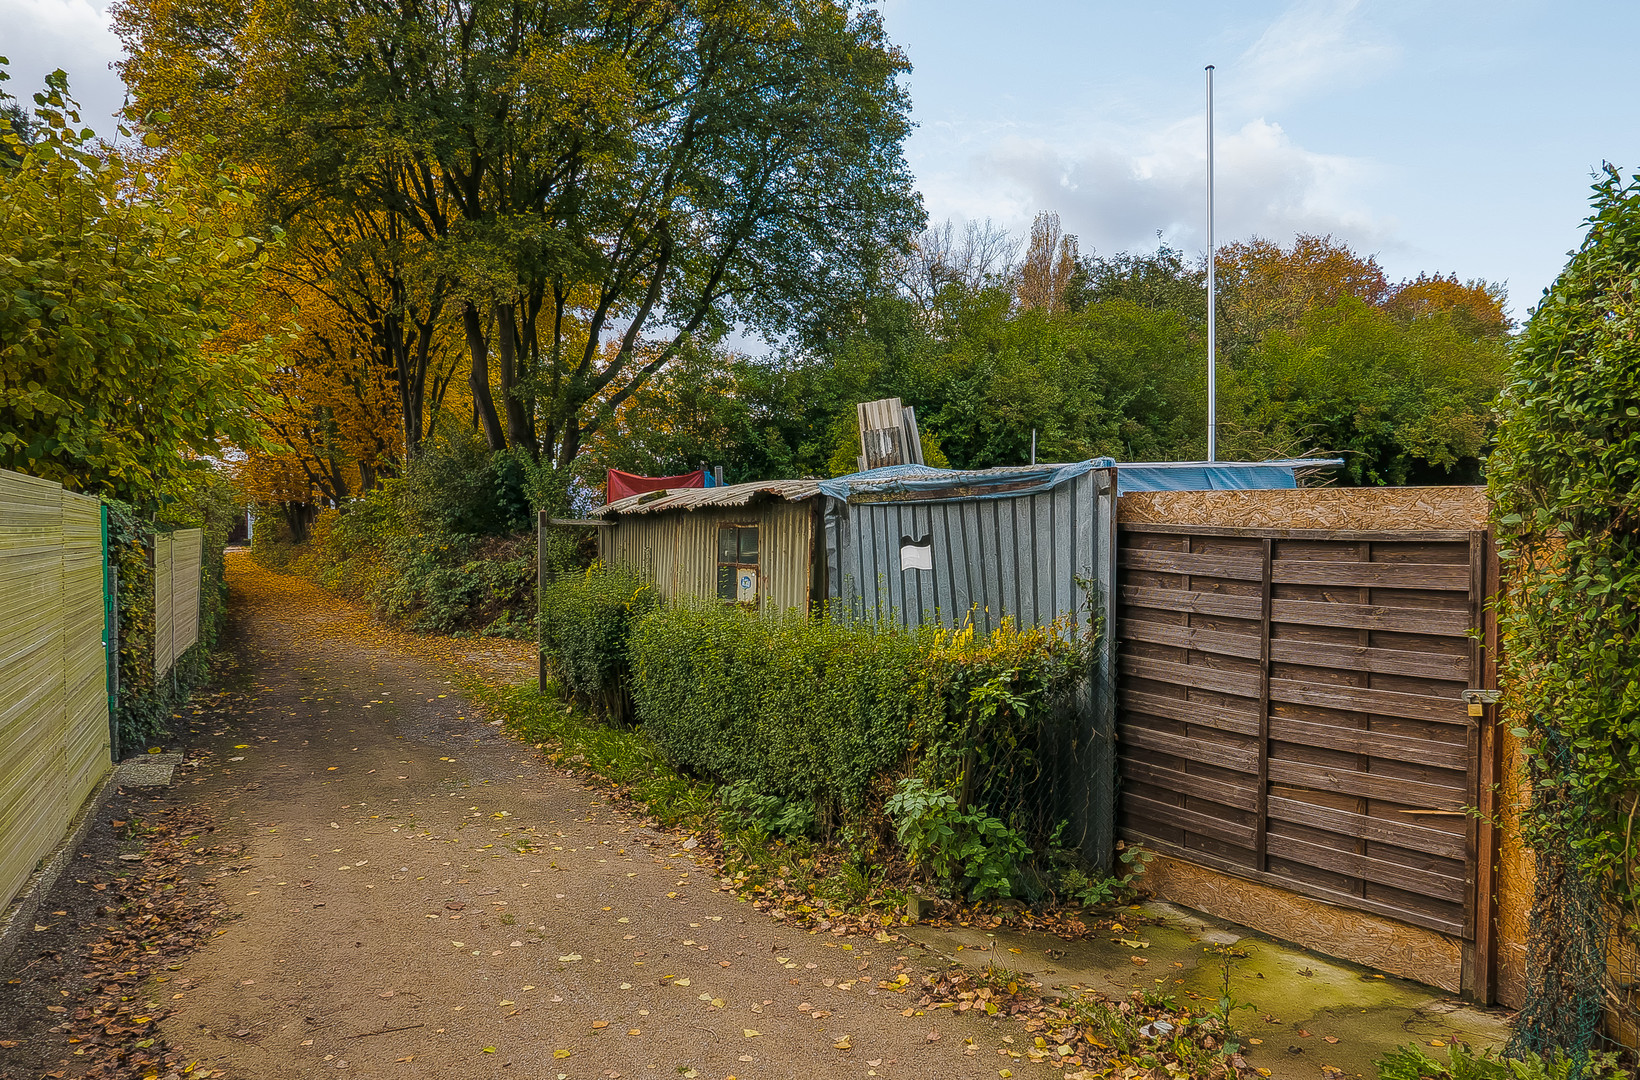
0,470,111,911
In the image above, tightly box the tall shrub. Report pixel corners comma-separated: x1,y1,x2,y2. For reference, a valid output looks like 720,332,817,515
539,565,658,725
1490,165,1640,1059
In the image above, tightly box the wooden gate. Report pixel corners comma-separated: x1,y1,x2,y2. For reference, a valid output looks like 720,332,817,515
1116,523,1486,939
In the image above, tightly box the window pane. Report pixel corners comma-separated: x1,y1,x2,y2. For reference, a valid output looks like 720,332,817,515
738,527,759,560
718,527,738,562
717,563,735,601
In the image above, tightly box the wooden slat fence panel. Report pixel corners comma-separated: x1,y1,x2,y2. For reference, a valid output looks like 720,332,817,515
153,533,173,677
152,528,202,678
1116,525,1481,938
0,470,111,911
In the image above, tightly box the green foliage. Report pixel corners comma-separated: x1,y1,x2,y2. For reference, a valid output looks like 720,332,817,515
717,779,817,840
1226,297,1507,484
1376,1042,1629,1080
885,778,1029,899
398,432,533,537
628,604,1086,899
0,63,276,505
630,603,934,817
253,433,557,637
539,565,658,724
1489,167,1640,1057
373,532,536,636
105,472,239,751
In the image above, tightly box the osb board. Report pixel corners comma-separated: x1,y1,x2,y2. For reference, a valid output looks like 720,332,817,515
1143,852,1463,992
1117,486,1489,530
1493,724,1532,1010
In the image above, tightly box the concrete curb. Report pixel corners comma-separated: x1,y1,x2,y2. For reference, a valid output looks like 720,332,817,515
0,768,121,970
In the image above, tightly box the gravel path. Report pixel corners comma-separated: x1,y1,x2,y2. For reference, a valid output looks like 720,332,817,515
157,552,1007,1079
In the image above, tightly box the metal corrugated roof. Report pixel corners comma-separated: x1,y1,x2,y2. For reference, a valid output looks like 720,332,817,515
596,478,823,518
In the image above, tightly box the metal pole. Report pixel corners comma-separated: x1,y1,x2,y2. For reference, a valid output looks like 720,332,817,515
1205,64,1217,462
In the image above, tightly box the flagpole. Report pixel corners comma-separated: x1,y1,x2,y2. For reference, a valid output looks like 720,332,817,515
1205,64,1217,462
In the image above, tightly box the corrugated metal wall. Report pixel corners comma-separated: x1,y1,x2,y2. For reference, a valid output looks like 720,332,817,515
153,528,203,677
824,468,1120,868
600,500,817,611
0,469,111,912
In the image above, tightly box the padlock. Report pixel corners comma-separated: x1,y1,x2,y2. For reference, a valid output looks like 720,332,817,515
1468,702,1484,717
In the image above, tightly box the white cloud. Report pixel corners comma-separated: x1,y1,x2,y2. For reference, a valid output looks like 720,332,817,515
918,115,1394,260
1228,0,1398,112
0,0,128,134
908,0,1404,260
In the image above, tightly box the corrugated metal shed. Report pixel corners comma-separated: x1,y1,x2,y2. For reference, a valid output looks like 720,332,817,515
822,461,1120,870
595,479,824,612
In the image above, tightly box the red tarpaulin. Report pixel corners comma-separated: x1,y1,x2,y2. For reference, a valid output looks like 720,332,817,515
607,468,705,504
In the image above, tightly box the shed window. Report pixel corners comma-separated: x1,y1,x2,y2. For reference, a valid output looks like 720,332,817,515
716,525,759,602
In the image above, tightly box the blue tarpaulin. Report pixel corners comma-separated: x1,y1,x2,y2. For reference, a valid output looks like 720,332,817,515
817,460,1113,503
819,458,1341,502
1114,459,1342,494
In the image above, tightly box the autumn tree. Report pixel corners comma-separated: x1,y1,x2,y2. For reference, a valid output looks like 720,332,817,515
0,64,275,504
1215,233,1390,351
1015,210,1078,314
118,0,923,486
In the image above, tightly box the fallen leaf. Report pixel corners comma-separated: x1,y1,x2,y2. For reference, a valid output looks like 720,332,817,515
558,953,582,962
628,1029,641,1036
395,1055,413,1063
592,1020,609,1029
482,1046,496,1053
834,1035,852,1050
744,1029,762,1037
1325,1036,1340,1044
554,1049,571,1058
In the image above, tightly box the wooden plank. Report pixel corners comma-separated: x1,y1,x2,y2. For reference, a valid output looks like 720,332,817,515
1256,537,1273,871
1125,792,1258,848
1120,831,1467,937
1120,548,1263,581
1268,716,1470,770
1121,756,1260,811
1119,689,1260,736
1268,637,1470,681
1120,523,1477,543
1266,759,1465,809
1267,796,1468,860
1121,584,1262,621
1474,528,1501,1002
1272,560,1471,590
1121,725,1259,773
1120,654,1261,698
1271,597,1472,636
1119,618,1262,661
1265,832,1466,904
1269,679,1472,727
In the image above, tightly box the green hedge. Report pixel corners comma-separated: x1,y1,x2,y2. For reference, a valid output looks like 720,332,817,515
536,568,1092,899
629,603,935,816
539,565,659,724
107,472,238,752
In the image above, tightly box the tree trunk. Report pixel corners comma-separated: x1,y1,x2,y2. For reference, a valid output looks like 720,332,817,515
496,303,537,456
463,302,507,451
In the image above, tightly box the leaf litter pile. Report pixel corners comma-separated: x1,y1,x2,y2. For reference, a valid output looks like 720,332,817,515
1,798,239,1080
911,964,1263,1079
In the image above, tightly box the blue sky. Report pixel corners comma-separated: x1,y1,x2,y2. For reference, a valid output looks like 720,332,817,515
879,0,1638,318
2,0,1634,318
